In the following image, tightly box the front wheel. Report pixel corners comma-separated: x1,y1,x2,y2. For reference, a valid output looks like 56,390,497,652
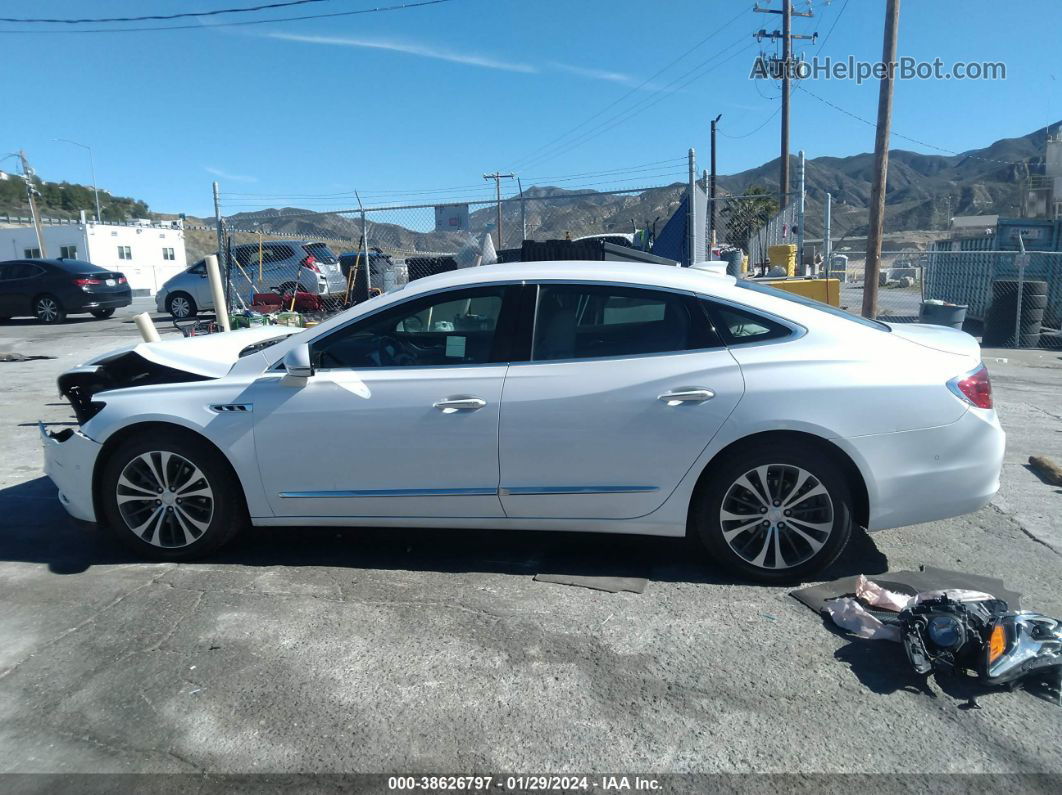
692,441,852,583
99,431,246,560
90,308,116,319
166,292,197,319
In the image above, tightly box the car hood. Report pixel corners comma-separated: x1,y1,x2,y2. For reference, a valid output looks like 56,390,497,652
85,326,297,378
888,323,981,360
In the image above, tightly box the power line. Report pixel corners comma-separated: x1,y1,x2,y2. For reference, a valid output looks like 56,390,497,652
813,0,849,56
719,107,781,139
220,172,690,211
512,5,753,169
0,0,331,25
0,0,454,34
517,37,757,171
795,83,1035,166
220,158,689,200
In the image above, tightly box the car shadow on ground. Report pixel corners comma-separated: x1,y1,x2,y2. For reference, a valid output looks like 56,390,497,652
0,476,889,586
0,317,100,326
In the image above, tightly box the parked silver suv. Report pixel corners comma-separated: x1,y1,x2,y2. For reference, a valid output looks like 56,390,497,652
155,241,345,318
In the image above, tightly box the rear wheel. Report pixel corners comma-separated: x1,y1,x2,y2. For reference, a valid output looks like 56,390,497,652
34,294,66,324
90,308,116,319
692,440,852,583
166,292,197,319
99,431,246,560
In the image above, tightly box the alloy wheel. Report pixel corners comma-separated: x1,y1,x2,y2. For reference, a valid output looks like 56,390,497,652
115,451,214,548
169,296,192,318
36,297,60,322
718,464,834,570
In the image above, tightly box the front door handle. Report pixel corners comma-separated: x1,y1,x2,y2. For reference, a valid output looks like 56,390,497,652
433,396,487,411
658,388,715,405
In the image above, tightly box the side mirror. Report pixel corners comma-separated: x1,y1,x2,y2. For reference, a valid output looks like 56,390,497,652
282,343,314,379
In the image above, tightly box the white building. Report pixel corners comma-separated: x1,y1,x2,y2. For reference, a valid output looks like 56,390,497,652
0,217,186,295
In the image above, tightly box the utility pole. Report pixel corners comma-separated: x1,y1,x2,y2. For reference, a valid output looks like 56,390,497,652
18,150,47,258
797,149,806,274
754,1,815,211
515,176,527,243
709,114,722,250
483,172,515,249
55,138,101,222
823,191,832,277
212,181,224,265
687,148,696,266
861,0,901,320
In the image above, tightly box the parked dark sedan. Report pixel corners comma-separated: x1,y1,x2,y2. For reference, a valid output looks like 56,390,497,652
0,258,132,323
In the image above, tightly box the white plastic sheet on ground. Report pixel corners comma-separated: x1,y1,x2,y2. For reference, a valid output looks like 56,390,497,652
824,574,997,642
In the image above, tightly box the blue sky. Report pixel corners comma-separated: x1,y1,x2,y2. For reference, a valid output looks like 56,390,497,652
3,0,1060,217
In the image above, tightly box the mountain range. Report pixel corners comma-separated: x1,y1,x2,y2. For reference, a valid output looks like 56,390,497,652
223,121,1055,254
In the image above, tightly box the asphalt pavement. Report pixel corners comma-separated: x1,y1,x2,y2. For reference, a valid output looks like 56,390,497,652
0,301,1060,776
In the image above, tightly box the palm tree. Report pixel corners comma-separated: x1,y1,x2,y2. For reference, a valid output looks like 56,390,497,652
720,187,778,252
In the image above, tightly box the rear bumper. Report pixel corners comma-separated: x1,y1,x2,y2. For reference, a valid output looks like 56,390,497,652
837,408,1005,532
76,289,132,311
40,423,100,523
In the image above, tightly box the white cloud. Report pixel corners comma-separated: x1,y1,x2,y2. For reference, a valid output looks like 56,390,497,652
204,166,257,183
550,62,636,85
265,32,538,73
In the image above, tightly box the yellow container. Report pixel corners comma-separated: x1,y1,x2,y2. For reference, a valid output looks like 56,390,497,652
768,244,798,277
761,278,841,307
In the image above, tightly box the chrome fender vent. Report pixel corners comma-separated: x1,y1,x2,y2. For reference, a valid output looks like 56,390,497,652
209,403,252,413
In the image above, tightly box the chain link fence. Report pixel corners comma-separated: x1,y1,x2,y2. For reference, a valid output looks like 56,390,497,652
823,249,1062,349
207,173,1062,349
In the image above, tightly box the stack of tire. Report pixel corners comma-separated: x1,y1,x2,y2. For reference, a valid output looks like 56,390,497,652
406,256,458,282
982,279,1048,348
520,239,604,262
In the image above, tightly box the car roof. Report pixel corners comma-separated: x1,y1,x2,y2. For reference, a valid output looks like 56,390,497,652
402,260,741,297
7,258,107,272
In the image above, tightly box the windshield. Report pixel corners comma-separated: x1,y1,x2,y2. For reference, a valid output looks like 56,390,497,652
736,279,891,331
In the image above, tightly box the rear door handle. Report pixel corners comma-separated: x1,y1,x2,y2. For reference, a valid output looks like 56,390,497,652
658,388,715,404
433,397,487,411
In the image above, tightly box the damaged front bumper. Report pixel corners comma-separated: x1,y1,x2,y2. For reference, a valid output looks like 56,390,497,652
40,422,101,523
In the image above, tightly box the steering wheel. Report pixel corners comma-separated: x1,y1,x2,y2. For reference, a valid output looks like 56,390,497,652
375,335,415,366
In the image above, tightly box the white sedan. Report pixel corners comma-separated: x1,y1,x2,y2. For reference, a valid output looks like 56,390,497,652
41,261,1005,581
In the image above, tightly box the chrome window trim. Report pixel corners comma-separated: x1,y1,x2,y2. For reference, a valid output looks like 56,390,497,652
280,487,499,499
500,485,658,496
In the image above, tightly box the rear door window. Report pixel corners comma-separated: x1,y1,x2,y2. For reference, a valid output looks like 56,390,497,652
532,284,721,361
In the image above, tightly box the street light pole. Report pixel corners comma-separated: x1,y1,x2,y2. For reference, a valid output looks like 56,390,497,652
55,138,101,222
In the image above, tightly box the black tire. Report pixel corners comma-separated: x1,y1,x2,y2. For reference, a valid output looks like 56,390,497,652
166,292,197,319
99,430,246,561
90,308,116,319
1024,293,1048,311
691,440,853,583
34,294,66,324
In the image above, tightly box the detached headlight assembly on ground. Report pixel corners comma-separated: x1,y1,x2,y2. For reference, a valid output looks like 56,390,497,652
898,594,1062,702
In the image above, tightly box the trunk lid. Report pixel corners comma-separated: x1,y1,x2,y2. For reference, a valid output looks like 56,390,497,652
888,323,981,361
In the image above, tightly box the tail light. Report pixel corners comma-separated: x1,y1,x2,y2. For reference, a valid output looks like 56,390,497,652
116,274,127,284
73,277,103,286
947,363,993,409
301,255,319,273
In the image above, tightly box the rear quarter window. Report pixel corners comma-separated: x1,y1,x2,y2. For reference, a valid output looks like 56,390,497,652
702,300,793,346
